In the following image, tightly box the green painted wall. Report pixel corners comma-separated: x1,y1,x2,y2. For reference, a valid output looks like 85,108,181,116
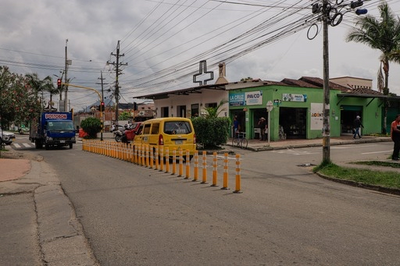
229,84,385,141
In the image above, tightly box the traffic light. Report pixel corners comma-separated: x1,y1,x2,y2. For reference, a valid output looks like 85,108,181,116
99,101,105,112
133,102,138,111
57,79,62,89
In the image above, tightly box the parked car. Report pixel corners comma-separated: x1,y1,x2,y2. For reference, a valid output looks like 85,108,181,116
133,117,196,161
0,127,16,145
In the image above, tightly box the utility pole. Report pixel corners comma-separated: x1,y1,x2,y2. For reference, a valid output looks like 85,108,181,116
64,39,72,112
64,39,68,112
97,71,108,141
322,0,330,163
107,40,127,126
310,0,367,163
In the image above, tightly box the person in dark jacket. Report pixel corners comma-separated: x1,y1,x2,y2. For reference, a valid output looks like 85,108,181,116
353,115,364,139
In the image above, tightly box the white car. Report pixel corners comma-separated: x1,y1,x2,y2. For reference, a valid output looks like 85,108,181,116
0,127,16,145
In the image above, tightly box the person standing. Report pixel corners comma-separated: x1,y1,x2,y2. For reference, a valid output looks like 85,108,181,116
233,116,239,138
258,117,267,141
353,115,364,139
390,114,400,161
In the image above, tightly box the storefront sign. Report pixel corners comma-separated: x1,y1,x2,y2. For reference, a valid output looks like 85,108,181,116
229,92,245,106
245,91,263,105
282,93,307,102
311,103,323,130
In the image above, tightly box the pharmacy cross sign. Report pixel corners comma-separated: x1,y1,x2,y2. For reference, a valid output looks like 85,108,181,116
193,60,214,85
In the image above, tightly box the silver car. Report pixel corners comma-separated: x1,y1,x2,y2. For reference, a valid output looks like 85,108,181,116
0,127,16,145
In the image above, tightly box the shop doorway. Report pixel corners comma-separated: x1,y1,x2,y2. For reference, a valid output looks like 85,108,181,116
254,109,268,140
341,109,362,134
279,107,307,139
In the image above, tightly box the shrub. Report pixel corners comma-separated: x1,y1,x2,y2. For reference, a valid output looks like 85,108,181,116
80,117,102,139
192,117,230,149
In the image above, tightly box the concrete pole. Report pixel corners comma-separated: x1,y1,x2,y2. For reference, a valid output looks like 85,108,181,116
322,0,331,163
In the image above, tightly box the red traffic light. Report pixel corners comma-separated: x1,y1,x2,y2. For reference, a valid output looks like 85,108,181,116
57,79,62,88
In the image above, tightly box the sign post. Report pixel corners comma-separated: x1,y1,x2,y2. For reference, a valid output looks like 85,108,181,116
266,101,273,144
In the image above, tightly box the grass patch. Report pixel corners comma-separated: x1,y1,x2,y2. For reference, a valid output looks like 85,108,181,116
313,163,400,189
351,161,400,168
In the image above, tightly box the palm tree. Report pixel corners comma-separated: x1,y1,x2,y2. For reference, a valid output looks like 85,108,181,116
26,74,58,109
346,1,400,133
202,99,228,118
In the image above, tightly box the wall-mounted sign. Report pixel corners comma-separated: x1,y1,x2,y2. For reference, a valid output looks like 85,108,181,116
311,103,323,130
245,91,262,105
229,92,245,106
282,93,307,102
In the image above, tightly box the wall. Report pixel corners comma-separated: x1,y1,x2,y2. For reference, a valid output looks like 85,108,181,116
154,89,229,118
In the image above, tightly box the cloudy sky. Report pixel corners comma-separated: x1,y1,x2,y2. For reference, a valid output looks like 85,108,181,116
1,0,400,111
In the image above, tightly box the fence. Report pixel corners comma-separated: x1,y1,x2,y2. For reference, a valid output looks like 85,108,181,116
82,140,242,193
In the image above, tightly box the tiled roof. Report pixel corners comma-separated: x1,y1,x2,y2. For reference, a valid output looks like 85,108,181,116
347,87,382,95
281,78,319,88
299,76,350,92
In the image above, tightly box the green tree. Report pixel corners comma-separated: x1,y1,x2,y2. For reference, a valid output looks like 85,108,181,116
119,111,131,120
346,1,400,133
0,66,41,128
202,100,227,118
80,117,102,138
193,99,230,148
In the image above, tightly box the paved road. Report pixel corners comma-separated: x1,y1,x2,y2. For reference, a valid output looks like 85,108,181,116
41,142,400,265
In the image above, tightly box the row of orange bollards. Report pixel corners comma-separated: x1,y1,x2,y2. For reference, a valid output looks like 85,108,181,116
82,140,242,193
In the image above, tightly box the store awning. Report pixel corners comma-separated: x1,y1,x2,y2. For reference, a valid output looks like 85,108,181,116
336,93,400,107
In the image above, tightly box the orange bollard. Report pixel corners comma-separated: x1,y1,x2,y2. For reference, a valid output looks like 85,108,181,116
221,153,229,190
201,151,207,184
178,149,184,177
233,154,242,193
150,146,154,169
159,147,164,172
165,147,170,173
211,152,218,187
193,151,199,182
172,148,177,175
154,147,159,170
185,150,190,179
146,145,150,167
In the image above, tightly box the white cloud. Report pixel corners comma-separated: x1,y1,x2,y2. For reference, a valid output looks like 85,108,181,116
1,0,400,110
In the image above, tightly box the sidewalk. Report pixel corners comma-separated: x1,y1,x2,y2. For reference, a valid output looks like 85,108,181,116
237,135,392,151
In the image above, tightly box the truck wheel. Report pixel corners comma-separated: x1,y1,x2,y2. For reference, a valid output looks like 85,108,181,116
69,143,73,149
35,140,42,149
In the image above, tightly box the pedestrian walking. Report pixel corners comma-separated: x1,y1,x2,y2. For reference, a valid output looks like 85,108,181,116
390,114,400,161
353,115,364,139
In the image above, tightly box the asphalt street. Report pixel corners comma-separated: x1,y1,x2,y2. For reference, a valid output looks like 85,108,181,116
1,135,399,265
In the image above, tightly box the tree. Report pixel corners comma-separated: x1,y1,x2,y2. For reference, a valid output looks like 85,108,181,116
346,1,400,133
193,99,230,148
0,66,41,128
202,100,227,119
80,117,102,138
